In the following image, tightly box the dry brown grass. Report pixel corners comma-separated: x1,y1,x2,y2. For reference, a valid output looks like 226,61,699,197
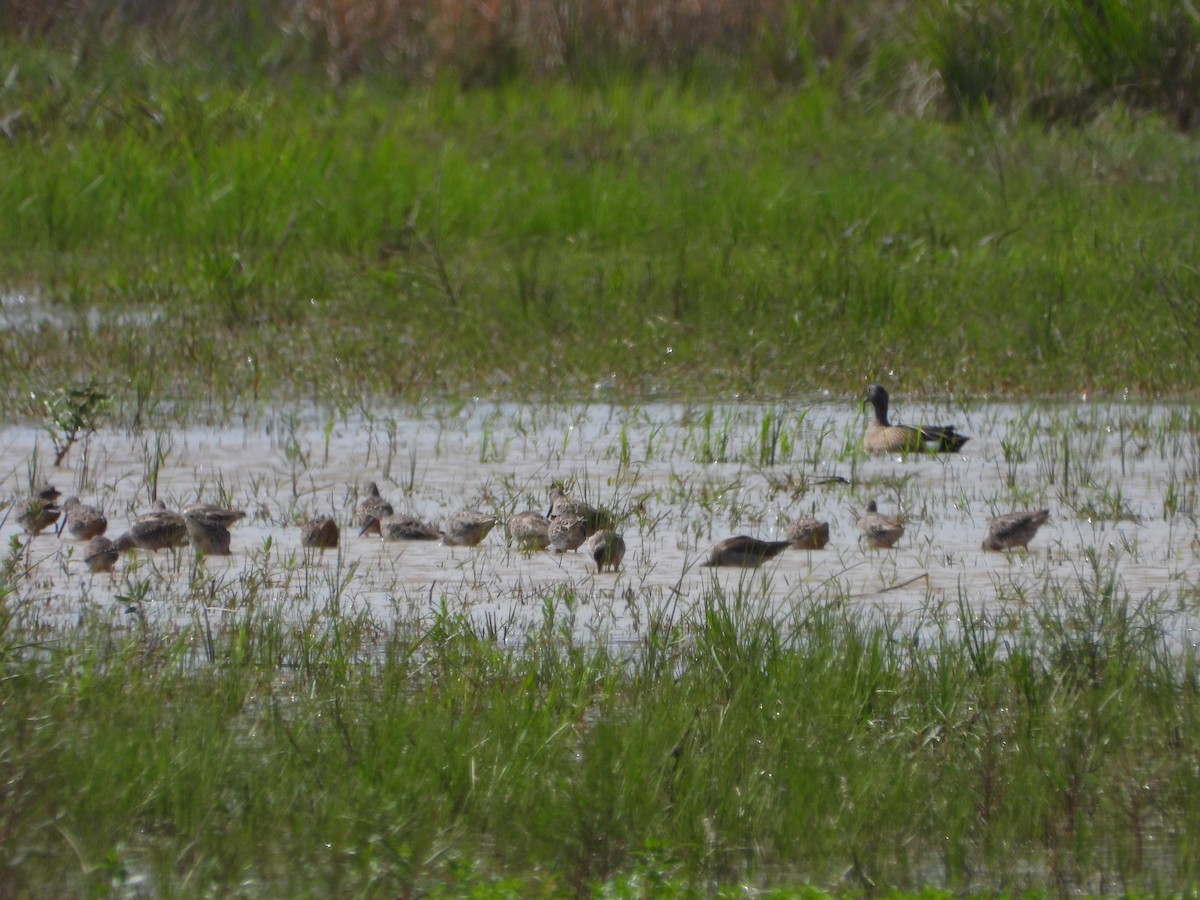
2,0,903,85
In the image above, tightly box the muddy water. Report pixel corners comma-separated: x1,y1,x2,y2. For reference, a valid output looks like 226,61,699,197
3,397,1200,643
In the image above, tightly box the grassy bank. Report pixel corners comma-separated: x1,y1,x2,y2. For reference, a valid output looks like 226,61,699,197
2,549,1197,895
1,33,1199,417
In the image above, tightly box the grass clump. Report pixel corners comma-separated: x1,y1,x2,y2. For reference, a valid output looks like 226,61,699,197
3,558,1200,895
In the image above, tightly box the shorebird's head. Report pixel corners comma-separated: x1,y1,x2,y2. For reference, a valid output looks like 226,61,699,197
37,484,61,502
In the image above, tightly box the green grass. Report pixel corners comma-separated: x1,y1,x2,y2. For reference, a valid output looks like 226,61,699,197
1,39,1199,418
3,554,1199,895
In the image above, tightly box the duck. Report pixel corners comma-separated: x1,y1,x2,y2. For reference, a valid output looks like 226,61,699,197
702,535,792,568
982,509,1050,552
857,500,905,549
863,384,968,454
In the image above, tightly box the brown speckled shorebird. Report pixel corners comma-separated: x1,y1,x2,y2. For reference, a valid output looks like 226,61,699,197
785,517,831,550
378,513,442,542
14,495,61,535
858,500,905,549
357,482,394,536
442,509,497,547
982,509,1050,552
183,508,232,556
507,510,551,551
82,535,119,574
182,503,246,529
864,384,968,454
586,529,626,573
61,496,108,540
548,514,587,553
125,503,189,552
300,517,340,551
702,535,792,568
547,485,613,537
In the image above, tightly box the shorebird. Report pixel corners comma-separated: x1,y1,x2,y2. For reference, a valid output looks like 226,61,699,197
82,535,119,574
183,508,232,555
982,509,1050,552
124,503,189,551
181,503,246,529
61,496,108,540
442,509,497,547
300,517,340,551
784,517,830,550
14,495,61,535
858,500,905,549
702,535,792,568
356,482,394,536
547,485,613,536
548,514,587,553
507,510,551,551
863,384,968,454
378,513,441,542
586,529,626,573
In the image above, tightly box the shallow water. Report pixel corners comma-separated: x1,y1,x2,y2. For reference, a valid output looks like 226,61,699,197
3,397,1199,644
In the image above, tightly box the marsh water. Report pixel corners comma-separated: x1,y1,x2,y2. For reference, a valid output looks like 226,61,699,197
3,396,1200,644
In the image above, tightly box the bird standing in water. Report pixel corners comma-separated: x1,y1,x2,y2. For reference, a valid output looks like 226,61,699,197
702,535,792,568
356,482,394,536
586,529,626,573
183,508,233,556
442,509,498,547
61,497,108,540
300,517,340,551
548,514,587,553
82,535,120,574
507,510,551,551
982,509,1050,552
857,500,905,549
784,517,830,550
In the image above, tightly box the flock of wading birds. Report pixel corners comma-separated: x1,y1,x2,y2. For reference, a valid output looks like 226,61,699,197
6,385,1052,578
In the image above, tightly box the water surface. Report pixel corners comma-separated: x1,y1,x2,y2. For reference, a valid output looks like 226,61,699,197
3,397,1198,644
